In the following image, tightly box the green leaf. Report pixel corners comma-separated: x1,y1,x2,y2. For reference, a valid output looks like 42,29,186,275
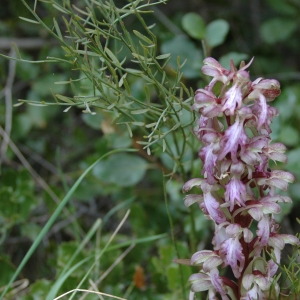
52,3,69,14
275,85,300,121
93,153,148,187
219,52,249,69
11,43,22,59
131,108,149,114
182,13,206,40
0,149,137,299
53,17,63,40
55,94,74,103
19,16,40,24
265,0,297,16
21,223,42,241
22,279,52,300
166,265,181,290
159,244,174,266
125,68,143,75
260,18,297,44
0,256,16,287
278,126,299,147
156,53,171,60
32,74,67,97
15,53,39,80
133,30,153,44
105,47,120,65
82,113,104,130
57,242,86,270
286,148,300,175
205,19,229,48
161,36,202,79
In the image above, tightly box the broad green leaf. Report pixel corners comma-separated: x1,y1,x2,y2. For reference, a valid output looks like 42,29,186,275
93,153,147,187
159,244,174,266
205,19,229,48
106,132,132,149
14,113,32,136
167,266,181,290
57,242,86,271
23,97,60,129
265,0,297,16
182,12,206,40
32,74,67,97
82,113,104,130
22,279,52,300
161,36,202,79
219,52,249,69
289,183,300,203
260,18,297,44
275,85,300,121
278,126,299,147
15,59,39,81
0,256,20,288
21,223,42,241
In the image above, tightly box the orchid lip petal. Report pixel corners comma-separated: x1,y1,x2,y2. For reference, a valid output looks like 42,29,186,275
281,234,300,245
203,192,226,224
191,250,215,265
203,256,223,271
183,178,203,192
184,194,204,207
226,223,241,237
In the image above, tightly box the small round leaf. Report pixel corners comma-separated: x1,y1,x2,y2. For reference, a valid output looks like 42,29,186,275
205,19,229,48
182,13,206,40
161,36,203,78
93,153,147,187
219,52,249,69
260,18,297,44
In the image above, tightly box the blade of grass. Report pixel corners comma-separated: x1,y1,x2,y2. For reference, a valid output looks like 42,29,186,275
58,219,102,279
102,196,135,227
48,195,136,298
0,148,137,300
54,289,126,300
66,209,131,300
162,173,186,299
105,233,167,251
79,244,136,300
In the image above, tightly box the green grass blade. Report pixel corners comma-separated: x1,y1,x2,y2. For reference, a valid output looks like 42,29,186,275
102,196,136,227
60,218,102,277
106,233,168,251
163,174,186,298
0,148,137,300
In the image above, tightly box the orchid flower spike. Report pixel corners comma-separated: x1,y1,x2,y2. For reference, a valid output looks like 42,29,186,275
183,57,300,299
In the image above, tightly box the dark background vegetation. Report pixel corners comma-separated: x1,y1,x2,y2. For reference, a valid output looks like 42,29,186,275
0,0,300,299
